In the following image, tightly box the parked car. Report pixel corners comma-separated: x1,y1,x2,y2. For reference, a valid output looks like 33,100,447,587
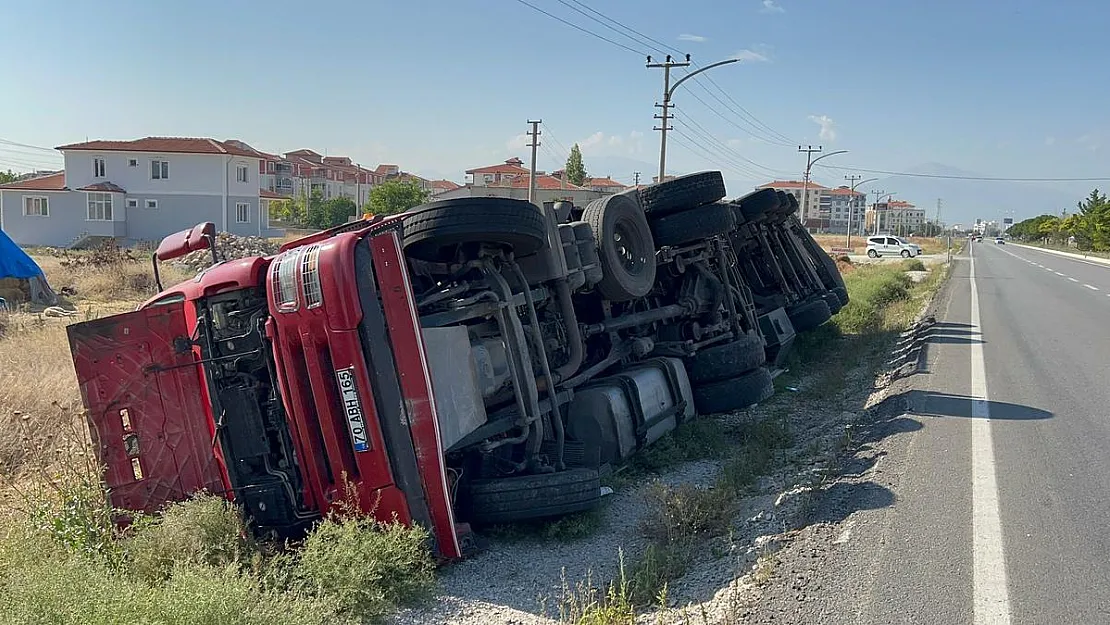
866,235,921,258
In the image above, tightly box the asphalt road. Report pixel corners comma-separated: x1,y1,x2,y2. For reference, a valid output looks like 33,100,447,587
745,241,1110,624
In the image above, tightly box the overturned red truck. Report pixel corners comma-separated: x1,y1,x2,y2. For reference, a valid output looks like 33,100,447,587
67,171,847,559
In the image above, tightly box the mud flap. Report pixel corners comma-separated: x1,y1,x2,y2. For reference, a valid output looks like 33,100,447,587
67,302,227,514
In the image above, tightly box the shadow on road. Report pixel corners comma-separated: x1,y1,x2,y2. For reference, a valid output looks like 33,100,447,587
910,390,1053,420
810,481,896,525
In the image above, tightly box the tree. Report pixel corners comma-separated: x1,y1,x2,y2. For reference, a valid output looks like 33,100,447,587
368,180,430,216
322,197,357,228
565,143,587,186
0,170,16,185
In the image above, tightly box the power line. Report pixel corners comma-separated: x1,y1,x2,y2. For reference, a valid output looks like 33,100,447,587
671,129,768,180
0,138,56,152
678,112,790,176
551,0,658,56
563,0,683,57
540,122,571,158
510,0,646,55
669,133,763,183
815,162,1110,182
691,69,797,145
679,77,794,147
678,86,793,148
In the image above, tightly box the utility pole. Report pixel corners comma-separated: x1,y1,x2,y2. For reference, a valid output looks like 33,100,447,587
526,119,542,205
647,55,739,182
935,198,943,236
870,189,887,235
844,175,875,249
798,145,822,225
648,55,690,183
633,171,641,186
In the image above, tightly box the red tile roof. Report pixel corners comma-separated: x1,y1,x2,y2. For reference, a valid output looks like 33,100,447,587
431,179,461,191
260,189,287,199
825,186,865,196
467,158,530,175
0,171,67,190
56,137,262,157
585,177,626,188
757,180,829,190
888,200,916,208
374,164,400,175
77,181,126,193
504,175,584,190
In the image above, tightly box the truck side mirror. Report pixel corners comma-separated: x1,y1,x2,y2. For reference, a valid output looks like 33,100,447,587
152,222,219,291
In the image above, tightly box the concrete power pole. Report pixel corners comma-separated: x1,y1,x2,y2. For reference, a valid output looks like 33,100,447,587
648,55,691,182
633,171,641,186
845,174,861,245
935,198,943,235
870,189,887,235
526,119,542,205
798,145,822,226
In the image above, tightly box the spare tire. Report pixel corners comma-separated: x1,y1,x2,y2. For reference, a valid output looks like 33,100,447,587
733,188,781,221
787,298,832,333
686,332,766,384
402,197,547,262
464,468,601,525
693,367,775,415
650,202,736,247
583,194,657,301
640,171,726,216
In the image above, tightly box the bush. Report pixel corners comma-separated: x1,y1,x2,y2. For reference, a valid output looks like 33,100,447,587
834,266,913,334
900,258,926,271
293,516,435,622
125,495,258,583
640,483,732,545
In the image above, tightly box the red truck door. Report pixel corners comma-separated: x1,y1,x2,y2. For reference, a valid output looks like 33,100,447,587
67,301,228,514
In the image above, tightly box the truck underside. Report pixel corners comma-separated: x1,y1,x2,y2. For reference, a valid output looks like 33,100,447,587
67,171,849,560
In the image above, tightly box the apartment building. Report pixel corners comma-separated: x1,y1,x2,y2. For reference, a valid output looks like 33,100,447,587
443,158,608,206
822,186,867,235
0,137,281,247
756,180,828,225
258,149,380,207
865,200,926,235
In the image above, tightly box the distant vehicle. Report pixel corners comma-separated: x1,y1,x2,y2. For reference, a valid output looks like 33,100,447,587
866,235,921,258
974,235,983,242
995,237,1005,244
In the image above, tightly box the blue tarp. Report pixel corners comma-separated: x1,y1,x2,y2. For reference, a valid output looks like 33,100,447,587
0,228,43,279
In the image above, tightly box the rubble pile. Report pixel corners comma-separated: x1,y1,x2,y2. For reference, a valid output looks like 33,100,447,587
174,232,279,272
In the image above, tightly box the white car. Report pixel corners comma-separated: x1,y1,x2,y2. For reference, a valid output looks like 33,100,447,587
866,235,921,258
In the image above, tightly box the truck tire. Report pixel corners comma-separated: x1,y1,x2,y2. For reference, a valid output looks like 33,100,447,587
820,290,843,315
686,333,766,384
584,194,657,301
733,188,780,221
402,197,547,262
649,202,736,247
640,171,726,217
787,298,832,333
833,286,849,306
693,367,775,415
464,468,601,525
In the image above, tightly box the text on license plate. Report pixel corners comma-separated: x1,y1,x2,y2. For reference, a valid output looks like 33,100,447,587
334,367,369,452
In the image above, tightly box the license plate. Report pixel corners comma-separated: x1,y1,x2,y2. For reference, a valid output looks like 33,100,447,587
335,367,370,452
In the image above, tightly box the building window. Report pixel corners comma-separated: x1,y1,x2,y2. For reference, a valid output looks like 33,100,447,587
126,198,139,208
236,165,249,183
267,162,275,173
235,202,250,223
145,199,158,209
87,193,113,221
151,160,169,180
128,158,138,167
23,196,48,216
93,157,105,178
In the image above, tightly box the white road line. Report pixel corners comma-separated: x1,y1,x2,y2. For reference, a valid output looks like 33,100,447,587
1055,271,1067,276
970,250,1012,624
1084,284,1099,291
1068,277,1080,283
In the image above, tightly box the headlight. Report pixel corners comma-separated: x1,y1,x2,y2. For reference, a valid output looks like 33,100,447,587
300,244,323,308
270,250,300,312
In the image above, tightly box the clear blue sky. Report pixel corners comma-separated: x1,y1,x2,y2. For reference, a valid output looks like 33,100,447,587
3,0,1109,212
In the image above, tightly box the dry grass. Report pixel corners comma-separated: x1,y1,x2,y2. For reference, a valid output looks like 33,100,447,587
32,253,193,310
813,234,947,255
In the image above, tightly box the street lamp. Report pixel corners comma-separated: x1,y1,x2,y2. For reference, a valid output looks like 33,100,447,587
874,192,896,235
845,176,877,249
801,149,847,229
649,56,740,181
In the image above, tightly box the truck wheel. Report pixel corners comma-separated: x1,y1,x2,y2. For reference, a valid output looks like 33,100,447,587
693,367,775,415
584,194,657,301
401,197,547,262
686,333,766,384
832,286,849,306
640,171,726,217
820,291,843,315
787,298,832,333
732,188,780,221
464,468,601,525
649,202,736,247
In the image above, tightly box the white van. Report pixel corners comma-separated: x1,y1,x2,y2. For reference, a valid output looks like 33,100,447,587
866,236,921,258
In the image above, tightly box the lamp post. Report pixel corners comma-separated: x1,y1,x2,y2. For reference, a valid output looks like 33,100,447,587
800,149,847,228
875,192,896,235
649,56,740,181
845,176,877,249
